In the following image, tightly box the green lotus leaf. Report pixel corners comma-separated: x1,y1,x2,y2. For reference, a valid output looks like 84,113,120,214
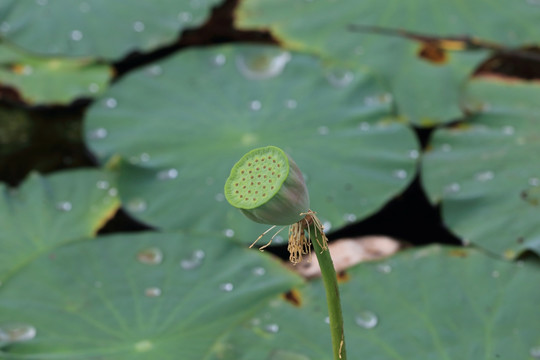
0,42,111,105
84,44,419,241
0,169,119,283
422,76,540,258
0,0,222,60
211,246,540,359
0,232,302,359
236,0,540,125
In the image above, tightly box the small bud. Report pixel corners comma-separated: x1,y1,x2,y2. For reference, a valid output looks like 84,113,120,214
224,146,309,225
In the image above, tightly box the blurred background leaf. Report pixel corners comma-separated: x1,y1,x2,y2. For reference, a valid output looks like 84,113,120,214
422,76,540,258
84,44,419,242
0,232,301,359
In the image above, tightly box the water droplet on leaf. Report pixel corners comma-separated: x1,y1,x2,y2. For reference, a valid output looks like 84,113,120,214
127,198,147,213
212,53,226,66
250,100,262,111
355,311,378,329
529,178,540,187
236,49,291,80
88,128,108,140
180,250,205,270
157,168,179,180
531,346,540,358
252,267,266,276
105,98,117,109
344,213,356,222
137,247,163,265
133,21,145,32
178,11,193,23
220,283,234,292
223,229,235,238
264,324,279,333
445,183,461,194
96,180,109,190
56,201,72,212
393,169,407,180
0,324,36,342
475,171,494,182
376,264,392,274
145,287,162,297
326,69,354,88
285,99,297,109
71,30,83,41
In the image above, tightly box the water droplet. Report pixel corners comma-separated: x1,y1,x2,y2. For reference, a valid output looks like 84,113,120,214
344,213,356,222
71,30,83,41
178,11,193,23
133,21,145,32
285,99,297,109
56,201,72,212
250,100,262,111
223,229,235,238
252,267,266,276
326,69,354,88
273,235,285,245
475,170,494,182
322,221,332,232
0,22,11,33
145,287,162,297
0,324,36,342
491,270,500,278
96,180,109,190
79,2,90,12
445,183,461,194
135,340,153,352
408,149,419,159
376,264,392,274
529,178,540,187
393,169,407,180
317,126,329,135
137,247,163,265
88,128,108,140
502,125,515,135
355,311,378,329
441,143,452,152
180,250,205,270
108,188,118,197
264,324,279,333
94,281,102,288
529,346,540,358
220,282,234,292
236,49,291,80
156,168,178,180
215,193,225,202
105,97,117,109
130,153,151,164
36,0,47,5
18,65,33,76
324,316,330,324
88,83,100,93
358,122,370,131
147,65,162,76
127,198,147,213
212,53,226,66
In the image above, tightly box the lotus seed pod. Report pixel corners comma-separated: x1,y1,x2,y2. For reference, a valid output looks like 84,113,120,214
224,146,310,225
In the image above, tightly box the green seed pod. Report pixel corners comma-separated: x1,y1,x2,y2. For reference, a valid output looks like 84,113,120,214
224,146,310,225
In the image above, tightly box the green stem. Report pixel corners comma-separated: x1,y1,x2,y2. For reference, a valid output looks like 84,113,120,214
310,227,347,360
